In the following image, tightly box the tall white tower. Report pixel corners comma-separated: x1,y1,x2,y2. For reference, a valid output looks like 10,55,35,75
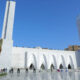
2,0,16,40
0,0,16,69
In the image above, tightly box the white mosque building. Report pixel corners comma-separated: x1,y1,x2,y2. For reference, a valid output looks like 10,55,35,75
0,0,80,70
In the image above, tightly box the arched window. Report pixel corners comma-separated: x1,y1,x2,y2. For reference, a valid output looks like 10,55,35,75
69,56,74,69
29,64,34,70
50,64,54,70
68,64,71,69
40,64,45,70
52,55,57,68
59,64,63,69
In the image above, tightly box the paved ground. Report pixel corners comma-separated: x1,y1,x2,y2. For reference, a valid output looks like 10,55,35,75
0,71,80,80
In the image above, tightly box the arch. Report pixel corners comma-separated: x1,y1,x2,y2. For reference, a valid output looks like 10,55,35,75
52,55,57,68
61,55,66,68
59,64,63,69
24,52,27,68
32,54,37,68
50,64,54,70
40,64,45,70
68,64,71,69
43,54,47,69
29,64,34,70
69,56,74,69
27,54,37,69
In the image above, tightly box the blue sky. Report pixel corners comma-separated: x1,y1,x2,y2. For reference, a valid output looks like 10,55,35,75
0,0,80,49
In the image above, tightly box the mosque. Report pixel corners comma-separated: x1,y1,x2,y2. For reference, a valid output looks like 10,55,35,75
0,0,80,70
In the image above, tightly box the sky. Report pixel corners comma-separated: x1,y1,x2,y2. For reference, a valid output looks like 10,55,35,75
0,0,80,50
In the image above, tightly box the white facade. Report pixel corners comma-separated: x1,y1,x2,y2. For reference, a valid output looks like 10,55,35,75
11,47,79,69
0,0,80,70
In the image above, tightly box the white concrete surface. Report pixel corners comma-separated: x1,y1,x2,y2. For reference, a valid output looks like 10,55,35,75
11,47,78,69
0,1,15,69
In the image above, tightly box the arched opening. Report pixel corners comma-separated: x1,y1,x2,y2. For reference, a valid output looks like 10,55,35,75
69,56,74,69
59,64,63,69
52,55,57,69
40,64,45,70
43,55,47,69
61,55,66,68
29,64,34,70
25,52,27,68
33,54,37,68
50,64,54,70
68,64,71,69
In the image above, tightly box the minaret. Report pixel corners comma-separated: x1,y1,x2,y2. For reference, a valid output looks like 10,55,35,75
2,0,16,40
0,0,16,69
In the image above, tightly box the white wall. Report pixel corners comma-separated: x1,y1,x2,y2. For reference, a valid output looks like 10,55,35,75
0,0,79,70
0,39,13,69
12,47,78,69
